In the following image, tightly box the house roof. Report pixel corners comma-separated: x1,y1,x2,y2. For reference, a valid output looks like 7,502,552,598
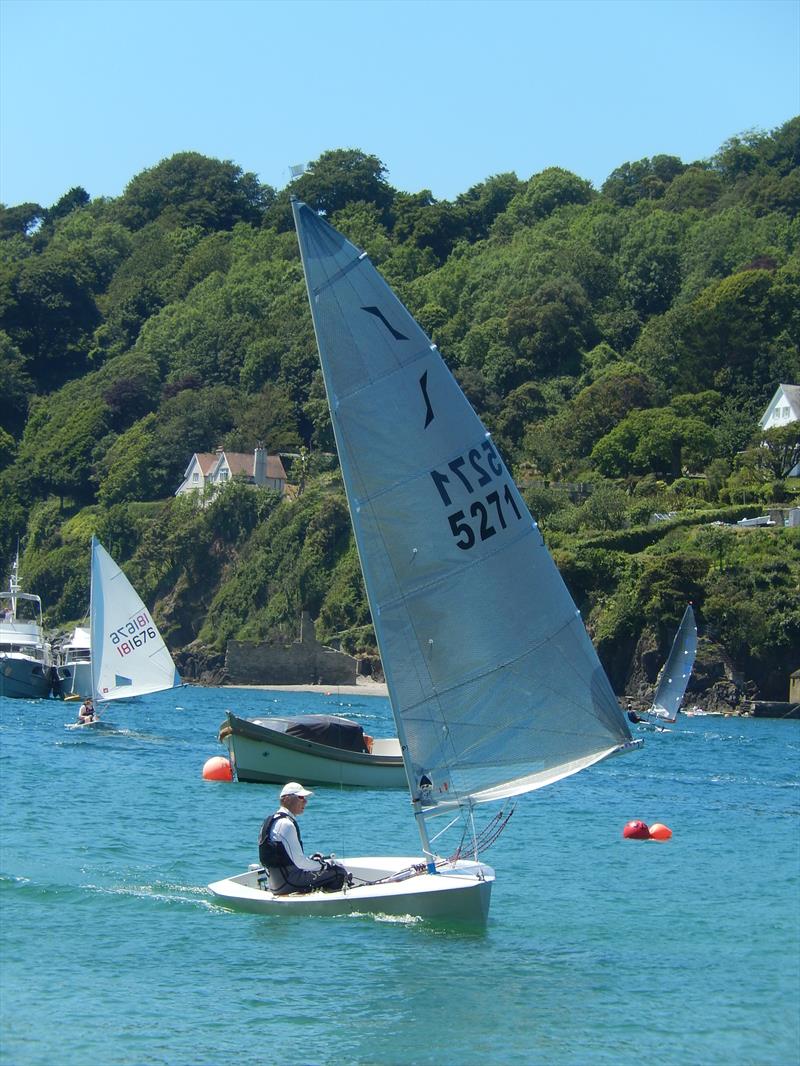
265,454,288,480
196,453,218,475
780,384,800,418
221,452,255,476
761,384,800,427
219,451,287,480
182,452,217,478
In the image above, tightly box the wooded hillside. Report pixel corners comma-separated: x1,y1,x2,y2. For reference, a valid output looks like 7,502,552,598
1,122,798,702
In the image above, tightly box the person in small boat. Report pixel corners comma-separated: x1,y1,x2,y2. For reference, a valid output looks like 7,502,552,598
78,697,97,724
258,781,349,895
627,710,644,724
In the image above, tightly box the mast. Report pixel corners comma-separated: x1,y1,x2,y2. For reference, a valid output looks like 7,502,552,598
291,199,436,863
9,545,20,619
89,536,100,702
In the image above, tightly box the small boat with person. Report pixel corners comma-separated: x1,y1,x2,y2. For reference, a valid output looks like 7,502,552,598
208,202,641,925
219,711,406,787
88,536,181,708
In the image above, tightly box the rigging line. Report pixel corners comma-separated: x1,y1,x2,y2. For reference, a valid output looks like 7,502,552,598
467,802,478,861
428,812,463,846
310,251,363,297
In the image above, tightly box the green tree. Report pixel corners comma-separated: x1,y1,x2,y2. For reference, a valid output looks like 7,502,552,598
116,152,272,231
269,149,395,231
760,422,800,479
222,383,301,453
44,186,90,226
592,408,716,479
503,167,594,228
456,173,523,240
619,209,686,316
661,167,723,211
2,245,101,386
0,202,45,239
504,277,596,381
0,330,33,437
601,155,686,207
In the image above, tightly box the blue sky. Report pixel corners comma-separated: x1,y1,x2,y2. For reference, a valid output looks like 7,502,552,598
1,0,798,209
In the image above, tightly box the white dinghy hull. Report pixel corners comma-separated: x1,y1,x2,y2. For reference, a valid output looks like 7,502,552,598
208,856,494,926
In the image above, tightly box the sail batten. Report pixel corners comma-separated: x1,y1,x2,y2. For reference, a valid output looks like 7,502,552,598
293,201,634,811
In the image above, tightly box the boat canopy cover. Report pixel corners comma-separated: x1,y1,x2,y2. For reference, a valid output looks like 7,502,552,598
249,714,369,752
293,201,634,812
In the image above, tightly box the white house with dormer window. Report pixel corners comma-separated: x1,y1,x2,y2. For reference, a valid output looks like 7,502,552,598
176,448,287,496
760,384,800,476
176,452,219,496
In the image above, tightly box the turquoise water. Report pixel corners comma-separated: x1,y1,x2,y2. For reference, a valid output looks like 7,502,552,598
1,687,798,1066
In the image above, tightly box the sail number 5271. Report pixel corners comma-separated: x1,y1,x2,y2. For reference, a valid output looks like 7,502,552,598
430,441,523,550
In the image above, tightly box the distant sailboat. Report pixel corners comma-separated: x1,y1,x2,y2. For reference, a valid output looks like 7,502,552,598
90,536,181,706
209,202,640,925
646,604,697,725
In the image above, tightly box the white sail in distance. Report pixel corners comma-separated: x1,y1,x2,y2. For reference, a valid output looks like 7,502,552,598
650,604,697,722
90,536,180,703
292,201,634,813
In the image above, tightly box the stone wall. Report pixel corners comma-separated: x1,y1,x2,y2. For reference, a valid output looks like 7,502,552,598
225,613,357,686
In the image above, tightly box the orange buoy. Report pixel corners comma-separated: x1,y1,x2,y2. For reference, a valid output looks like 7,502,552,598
648,822,672,841
622,820,651,840
202,756,233,781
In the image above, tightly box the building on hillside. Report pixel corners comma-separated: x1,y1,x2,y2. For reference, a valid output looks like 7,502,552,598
760,383,800,476
176,447,287,497
176,452,218,496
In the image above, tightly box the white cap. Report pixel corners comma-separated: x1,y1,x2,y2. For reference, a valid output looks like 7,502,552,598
280,781,313,798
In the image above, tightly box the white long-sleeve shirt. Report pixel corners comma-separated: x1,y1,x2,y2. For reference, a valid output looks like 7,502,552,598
270,806,323,872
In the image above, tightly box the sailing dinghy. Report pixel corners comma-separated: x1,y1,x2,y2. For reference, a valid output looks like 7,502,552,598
208,201,640,925
639,604,697,729
90,536,181,707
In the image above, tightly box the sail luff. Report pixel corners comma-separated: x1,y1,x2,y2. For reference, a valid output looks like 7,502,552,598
90,536,102,703
292,200,634,813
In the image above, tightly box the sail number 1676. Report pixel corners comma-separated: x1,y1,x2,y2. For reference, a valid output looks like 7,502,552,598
111,613,157,657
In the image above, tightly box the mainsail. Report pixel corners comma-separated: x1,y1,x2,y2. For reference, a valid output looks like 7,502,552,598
649,604,697,723
90,536,180,703
293,201,634,815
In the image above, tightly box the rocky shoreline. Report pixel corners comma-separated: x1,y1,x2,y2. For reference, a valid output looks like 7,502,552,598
177,634,795,718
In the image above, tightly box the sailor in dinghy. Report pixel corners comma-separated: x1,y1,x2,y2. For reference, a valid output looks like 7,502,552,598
258,782,350,894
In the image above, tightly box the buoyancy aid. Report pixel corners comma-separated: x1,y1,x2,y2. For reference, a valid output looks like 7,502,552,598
258,811,303,869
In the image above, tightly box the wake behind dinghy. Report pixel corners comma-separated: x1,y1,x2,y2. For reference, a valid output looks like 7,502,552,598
208,201,640,926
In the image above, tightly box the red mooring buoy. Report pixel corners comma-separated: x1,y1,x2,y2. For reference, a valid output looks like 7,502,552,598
202,756,233,781
648,822,673,841
622,820,651,840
